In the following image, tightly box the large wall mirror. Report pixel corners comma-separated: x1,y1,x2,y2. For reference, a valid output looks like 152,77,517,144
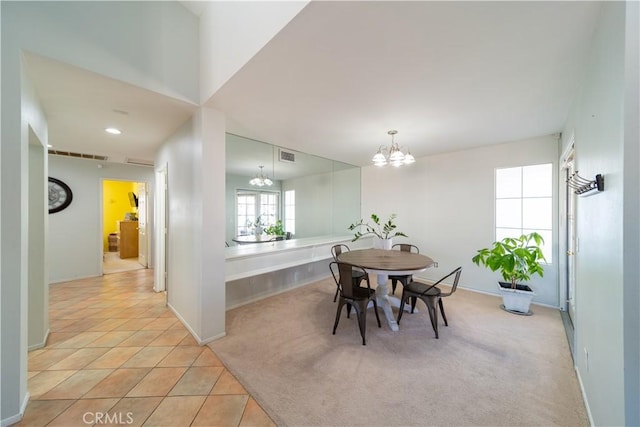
225,133,361,245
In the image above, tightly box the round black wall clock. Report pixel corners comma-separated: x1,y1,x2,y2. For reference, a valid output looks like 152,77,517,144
48,177,73,214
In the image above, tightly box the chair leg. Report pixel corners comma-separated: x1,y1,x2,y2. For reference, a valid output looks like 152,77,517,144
371,298,382,327
424,296,439,339
438,298,448,326
333,299,345,335
391,279,397,295
397,294,407,324
354,304,367,345
346,303,352,318
333,287,339,303
410,296,417,314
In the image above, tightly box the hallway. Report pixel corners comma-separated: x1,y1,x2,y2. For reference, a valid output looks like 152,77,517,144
19,269,274,426
102,252,145,275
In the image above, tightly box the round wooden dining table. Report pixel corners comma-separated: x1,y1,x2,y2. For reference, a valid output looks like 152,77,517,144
337,248,435,331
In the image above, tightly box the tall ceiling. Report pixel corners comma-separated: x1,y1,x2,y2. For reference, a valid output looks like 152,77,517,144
25,1,602,167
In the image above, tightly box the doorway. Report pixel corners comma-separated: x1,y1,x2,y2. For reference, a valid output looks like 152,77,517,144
560,143,577,357
102,179,148,274
154,166,168,298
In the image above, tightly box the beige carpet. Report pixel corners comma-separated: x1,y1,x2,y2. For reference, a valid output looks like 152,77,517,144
209,277,588,426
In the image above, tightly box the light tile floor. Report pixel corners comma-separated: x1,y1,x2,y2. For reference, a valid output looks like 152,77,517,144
103,252,145,275
19,269,275,427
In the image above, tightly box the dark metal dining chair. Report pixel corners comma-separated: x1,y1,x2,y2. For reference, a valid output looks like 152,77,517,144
331,244,367,302
389,244,420,294
397,267,462,338
329,261,381,345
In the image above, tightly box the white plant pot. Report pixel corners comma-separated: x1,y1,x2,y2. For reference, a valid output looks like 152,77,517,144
374,237,392,250
498,282,535,315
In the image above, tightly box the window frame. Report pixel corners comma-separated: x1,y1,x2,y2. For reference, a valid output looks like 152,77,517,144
235,189,281,236
494,163,553,263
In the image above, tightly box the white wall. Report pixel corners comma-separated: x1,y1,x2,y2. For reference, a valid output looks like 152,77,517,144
155,107,226,344
28,135,48,350
6,1,199,103
48,156,154,283
1,2,198,422
561,2,639,425
623,2,640,424
362,135,560,307
199,1,308,102
156,119,200,337
1,49,49,424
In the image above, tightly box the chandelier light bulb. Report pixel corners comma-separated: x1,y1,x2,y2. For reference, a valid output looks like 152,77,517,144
372,148,387,166
403,151,415,164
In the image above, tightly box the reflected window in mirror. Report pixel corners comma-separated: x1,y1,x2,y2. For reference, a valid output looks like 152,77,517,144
284,190,296,235
236,189,280,236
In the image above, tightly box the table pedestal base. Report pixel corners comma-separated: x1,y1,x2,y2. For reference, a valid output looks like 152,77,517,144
372,273,417,331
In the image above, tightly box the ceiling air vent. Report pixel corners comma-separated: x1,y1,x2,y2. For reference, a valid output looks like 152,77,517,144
278,149,296,163
125,158,154,167
48,150,109,161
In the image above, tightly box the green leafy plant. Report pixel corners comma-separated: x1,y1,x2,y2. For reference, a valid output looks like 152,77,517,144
348,213,408,242
265,220,285,236
472,232,547,289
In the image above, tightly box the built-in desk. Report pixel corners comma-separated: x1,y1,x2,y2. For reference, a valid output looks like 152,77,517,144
225,235,372,282
225,235,372,308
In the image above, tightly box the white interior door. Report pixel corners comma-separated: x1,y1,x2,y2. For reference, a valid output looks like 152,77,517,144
137,182,148,267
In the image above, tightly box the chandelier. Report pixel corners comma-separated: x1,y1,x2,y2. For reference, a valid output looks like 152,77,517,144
372,130,415,167
249,165,273,187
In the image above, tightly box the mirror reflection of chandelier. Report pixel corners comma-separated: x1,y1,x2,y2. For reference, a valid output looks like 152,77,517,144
249,165,273,187
372,130,415,167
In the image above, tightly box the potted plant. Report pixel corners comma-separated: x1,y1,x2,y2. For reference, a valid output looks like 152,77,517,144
265,220,285,237
348,213,407,249
471,232,547,315
248,216,266,236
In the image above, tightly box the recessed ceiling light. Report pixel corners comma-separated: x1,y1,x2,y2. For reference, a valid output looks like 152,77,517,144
105,127,122,135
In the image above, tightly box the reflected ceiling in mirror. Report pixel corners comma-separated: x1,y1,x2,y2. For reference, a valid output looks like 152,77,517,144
226,133,334,181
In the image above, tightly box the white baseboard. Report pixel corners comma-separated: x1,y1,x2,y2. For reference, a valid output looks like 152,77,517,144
28,329,50,351
433,282,561,310
575,366,594,426
199,331,227,345
167,303,226,346
49,273,101,285
1,392,30,427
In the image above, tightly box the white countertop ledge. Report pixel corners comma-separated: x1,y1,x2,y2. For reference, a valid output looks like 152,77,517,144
225,235,372,282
